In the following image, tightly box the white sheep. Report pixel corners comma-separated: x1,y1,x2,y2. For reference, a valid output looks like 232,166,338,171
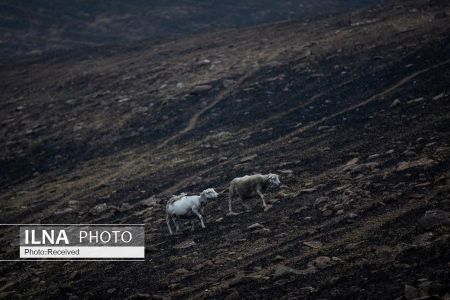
228,173,281,215
166,188,219,235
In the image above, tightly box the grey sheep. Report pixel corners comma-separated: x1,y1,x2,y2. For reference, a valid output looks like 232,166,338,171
228,173,281,215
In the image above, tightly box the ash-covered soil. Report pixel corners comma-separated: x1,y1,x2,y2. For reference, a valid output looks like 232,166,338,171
0,0,450,299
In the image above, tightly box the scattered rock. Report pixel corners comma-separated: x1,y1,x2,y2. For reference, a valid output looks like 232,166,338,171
173,240,196,249
345,242,362,250
247,223,264,230
313,256,332,269
279,169,293,176
240,154,258,163
303,241,323,249
273,255,285,262
346,212,358,220
407,97,425,104
390,99,401,107
54,208,73,215
432,93,445,100
294,206,308,214
127,293,151,299
300,286,316,294
117,97,130,103
197,59,211,65
273,265,305,277
343,157,359,169
89,203,108,215
192,260,213,271
299,187,318,193
368,153,381,160
396,158,435,172
173,268,189,275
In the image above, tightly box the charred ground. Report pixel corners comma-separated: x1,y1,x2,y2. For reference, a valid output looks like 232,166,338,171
0,0,450,299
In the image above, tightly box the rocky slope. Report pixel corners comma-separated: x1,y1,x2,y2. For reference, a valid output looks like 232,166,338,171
0,0,450,299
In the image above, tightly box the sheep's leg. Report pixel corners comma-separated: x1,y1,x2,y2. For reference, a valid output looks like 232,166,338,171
228,192,240,215
256,185,268,208
228,199,237,215
191,220,195,231
172,217,180,232
166,213,173,235
192,209,206,228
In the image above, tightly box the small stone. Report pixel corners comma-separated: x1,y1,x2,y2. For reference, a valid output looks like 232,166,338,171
345,157,359,166
390,99,401,107
247,223,264,230
192,260,213,271
89,203,108,215
407,97,424,104
273,255,285,262
128,293,151,299
197,59,211,65
368,153,381,160
299,187,318,193
279,169,294,176
345,242,362,250
396,158,435,172
347,212,358,219
336,209,345,215
313,256,332,269
303,241,323,249
273,265,304,277
173,240,196,249
432,93,445,100
240,154,258,163
173,268,189,275
300,286,316,294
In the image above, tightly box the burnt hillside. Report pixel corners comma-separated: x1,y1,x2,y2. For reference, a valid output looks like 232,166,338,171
0,0,449,299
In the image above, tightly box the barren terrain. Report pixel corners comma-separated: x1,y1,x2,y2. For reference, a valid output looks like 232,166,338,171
0,0,450,299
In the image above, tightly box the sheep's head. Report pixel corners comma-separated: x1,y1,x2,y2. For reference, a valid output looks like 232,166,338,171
201,188,219,200
267,173,281,189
